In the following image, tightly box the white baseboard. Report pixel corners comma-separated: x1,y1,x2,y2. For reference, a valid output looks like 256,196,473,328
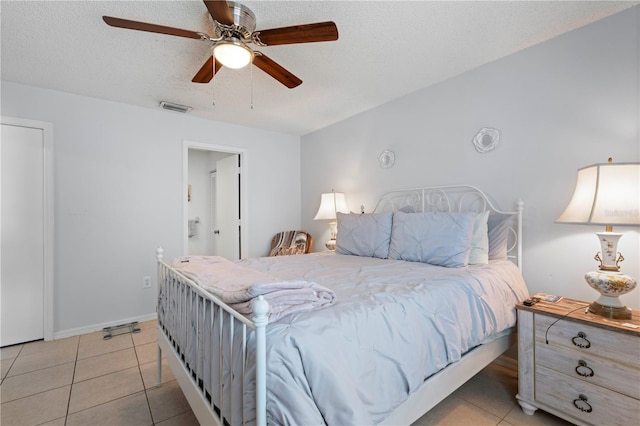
53,312,158,340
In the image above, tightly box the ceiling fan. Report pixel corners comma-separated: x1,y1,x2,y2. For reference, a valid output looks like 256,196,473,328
103,0,338,89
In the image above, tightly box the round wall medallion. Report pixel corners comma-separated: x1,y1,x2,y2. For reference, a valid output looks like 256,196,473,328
473,128,500,153
379,150,395,168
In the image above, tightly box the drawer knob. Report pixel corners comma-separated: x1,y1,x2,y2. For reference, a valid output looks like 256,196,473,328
572,331,591,349
575,360,594,377
573,394,593,413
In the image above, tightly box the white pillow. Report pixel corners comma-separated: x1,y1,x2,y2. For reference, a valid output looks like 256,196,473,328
488,213,511,260
388,211,476,267
336,212,393,258
468,211,490,265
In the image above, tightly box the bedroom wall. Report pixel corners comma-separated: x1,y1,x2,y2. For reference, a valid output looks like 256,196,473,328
1,82,301,337
301,7,640,309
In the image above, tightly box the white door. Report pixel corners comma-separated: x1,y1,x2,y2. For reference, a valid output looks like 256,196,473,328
1,124,45,346
216,154,240,260
209,171,218,255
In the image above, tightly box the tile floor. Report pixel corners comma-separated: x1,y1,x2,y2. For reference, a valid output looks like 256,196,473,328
1,320,571,426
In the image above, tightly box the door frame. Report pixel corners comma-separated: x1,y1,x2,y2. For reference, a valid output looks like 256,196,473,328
183,141,248,258
1,116,54,342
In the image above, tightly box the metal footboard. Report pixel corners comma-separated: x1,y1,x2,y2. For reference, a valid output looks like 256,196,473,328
155,248,268,426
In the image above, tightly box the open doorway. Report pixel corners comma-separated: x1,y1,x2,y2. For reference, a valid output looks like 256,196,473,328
183,141,248,260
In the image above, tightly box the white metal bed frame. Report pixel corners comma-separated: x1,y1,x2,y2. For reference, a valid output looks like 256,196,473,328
156,185,523,426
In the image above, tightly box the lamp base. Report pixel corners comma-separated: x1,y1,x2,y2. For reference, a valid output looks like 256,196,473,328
587,301,632,320
325,239,336,251
584,270,636,320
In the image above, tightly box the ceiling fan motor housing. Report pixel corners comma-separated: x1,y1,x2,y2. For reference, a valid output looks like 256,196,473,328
213,1,256,39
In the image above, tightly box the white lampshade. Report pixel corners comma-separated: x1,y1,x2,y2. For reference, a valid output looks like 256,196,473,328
556,162,640,226
314,192,349,220
213,39,253,69
556,160,639,320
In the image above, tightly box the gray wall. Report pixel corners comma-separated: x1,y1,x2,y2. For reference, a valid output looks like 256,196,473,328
1,82,301,336
301,7,640,309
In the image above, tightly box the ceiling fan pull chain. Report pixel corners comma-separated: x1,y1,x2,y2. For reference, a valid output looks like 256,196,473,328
250,56,254,110
212,50,216,106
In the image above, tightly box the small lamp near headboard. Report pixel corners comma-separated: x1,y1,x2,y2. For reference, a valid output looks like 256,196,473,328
556,158,640,319
314,190,349,251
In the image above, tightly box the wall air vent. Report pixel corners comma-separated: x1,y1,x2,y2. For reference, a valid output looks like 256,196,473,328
159,101,192,113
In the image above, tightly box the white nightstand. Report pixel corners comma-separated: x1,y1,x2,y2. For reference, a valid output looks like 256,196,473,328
516,298,640,426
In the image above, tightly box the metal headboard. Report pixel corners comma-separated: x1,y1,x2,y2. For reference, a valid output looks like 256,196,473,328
372,185,523,270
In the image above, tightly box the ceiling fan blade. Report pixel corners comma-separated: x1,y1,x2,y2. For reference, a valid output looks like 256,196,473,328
103,16,202,40
256,21,338,46
192,56,223,83
253,54,302,89
203,0,234,26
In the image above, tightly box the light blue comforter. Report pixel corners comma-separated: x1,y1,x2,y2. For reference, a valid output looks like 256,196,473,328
234,252,528,425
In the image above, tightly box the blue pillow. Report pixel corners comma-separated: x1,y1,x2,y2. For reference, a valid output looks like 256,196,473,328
336,212,393,258
388,211,476,267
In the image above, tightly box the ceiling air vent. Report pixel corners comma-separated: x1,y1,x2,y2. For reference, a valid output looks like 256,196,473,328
160,101,192,113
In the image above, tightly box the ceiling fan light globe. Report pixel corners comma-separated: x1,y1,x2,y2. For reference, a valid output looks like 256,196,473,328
213,40,253,69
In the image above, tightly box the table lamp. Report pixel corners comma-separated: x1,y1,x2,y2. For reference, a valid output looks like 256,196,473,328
314,190,349,250
556,159,640,319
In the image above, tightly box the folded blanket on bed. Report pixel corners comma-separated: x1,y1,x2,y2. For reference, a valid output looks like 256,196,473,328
171,256,336,322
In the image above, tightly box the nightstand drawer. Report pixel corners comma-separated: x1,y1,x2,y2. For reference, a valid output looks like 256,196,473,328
536,341,640,399
535,314,640,366
536,365,639,426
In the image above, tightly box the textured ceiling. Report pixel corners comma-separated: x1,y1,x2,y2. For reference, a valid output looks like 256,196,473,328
1,1,637,136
